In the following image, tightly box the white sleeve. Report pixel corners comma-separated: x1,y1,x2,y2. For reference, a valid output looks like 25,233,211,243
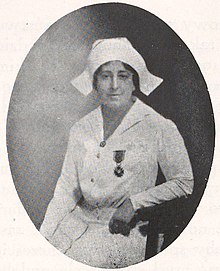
130,119,194,211
40,126,82,240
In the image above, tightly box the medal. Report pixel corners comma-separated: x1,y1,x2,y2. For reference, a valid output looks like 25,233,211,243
113,150,126,177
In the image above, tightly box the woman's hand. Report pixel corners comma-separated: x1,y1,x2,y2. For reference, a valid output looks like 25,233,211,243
109,198,136,236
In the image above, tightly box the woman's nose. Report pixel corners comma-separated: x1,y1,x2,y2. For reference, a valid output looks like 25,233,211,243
111,76,119,90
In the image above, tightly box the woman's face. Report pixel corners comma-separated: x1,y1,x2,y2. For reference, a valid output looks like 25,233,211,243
95,61,135,110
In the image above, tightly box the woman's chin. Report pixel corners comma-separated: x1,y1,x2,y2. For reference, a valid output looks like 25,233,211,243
103,101,124,110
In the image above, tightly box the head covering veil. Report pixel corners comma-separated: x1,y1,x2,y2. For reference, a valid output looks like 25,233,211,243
71,37,163,96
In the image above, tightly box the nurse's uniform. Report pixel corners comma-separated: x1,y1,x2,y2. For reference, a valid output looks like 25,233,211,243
40,98,194,268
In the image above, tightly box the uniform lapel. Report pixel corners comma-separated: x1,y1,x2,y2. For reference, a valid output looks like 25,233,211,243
86,98,152,144
114,99,150,137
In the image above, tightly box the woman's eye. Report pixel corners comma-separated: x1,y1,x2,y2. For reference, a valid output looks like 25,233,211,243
101,74,110,79
118,74,130,80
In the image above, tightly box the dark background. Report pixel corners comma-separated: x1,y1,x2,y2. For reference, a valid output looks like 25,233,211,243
7,3,214,236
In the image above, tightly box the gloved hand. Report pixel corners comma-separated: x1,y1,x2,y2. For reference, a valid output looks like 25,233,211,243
109,198,136,236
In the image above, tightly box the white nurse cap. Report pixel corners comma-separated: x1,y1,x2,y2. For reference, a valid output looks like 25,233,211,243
71,37,163,96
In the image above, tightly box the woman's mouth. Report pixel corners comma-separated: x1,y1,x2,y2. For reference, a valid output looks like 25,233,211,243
108,94,120,96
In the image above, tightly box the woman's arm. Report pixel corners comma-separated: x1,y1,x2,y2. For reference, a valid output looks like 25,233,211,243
40,127,82,240
130,119,194,211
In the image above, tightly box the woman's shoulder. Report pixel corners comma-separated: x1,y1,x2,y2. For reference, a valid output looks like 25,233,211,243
141,104,176,131
69,108,100,141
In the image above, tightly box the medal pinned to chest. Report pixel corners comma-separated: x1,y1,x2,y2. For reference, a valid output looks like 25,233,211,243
113,150,126,177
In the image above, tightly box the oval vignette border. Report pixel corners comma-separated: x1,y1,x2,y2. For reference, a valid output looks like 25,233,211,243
5,1,216,269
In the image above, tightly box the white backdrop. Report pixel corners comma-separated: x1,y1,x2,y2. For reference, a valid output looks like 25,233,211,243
0,0,219,270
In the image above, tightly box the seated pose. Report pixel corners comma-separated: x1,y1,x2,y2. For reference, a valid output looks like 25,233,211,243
40,37,194,268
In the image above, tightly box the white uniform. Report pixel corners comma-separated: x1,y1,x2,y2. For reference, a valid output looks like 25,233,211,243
40,99,194,268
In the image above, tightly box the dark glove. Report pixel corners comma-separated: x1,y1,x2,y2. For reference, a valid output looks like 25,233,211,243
109,198,136,236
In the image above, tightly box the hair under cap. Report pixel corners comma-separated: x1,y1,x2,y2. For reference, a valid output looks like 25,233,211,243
71,37,163,96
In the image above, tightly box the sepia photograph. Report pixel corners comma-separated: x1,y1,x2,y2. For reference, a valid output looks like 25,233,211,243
1,1,219,270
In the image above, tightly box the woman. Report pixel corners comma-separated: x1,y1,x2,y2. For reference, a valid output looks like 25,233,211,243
40,38,194,268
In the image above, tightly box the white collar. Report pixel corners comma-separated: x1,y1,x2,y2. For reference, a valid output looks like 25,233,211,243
85,98,153,143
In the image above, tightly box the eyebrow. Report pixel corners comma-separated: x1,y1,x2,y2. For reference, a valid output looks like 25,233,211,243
100,70,132,74
118,70,131,73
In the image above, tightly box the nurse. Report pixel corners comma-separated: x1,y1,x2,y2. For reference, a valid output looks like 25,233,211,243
40,37,194,268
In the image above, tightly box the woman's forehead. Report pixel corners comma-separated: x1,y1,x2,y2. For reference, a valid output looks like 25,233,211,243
100,60,130,72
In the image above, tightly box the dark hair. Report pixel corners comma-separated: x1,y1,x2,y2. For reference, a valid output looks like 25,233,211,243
93,61,140,93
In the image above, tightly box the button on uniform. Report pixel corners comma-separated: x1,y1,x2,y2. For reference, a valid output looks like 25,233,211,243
100,141,106,147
